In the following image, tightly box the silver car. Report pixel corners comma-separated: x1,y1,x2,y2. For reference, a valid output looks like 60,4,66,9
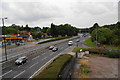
15,56,27,65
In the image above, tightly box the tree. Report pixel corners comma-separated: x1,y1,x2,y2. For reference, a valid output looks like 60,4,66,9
91,28,112,44
24,24,31,31
89,23,99,33
6,27,18,34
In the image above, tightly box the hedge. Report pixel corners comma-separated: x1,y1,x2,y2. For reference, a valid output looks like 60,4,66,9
33,54,72,79
72,47,120,58
38,36,71,44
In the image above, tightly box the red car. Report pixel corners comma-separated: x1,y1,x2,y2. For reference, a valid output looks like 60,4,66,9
49,45,55,50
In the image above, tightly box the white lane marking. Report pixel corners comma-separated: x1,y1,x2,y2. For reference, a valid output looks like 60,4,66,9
0,70,12,77
30,62,39,68
42,57,47,61
41,53,46,55
18,65,22,68
32,56,39,60
29,51,62,79
13,70,25,78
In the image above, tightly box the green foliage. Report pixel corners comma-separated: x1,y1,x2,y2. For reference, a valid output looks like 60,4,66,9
34,54,72,79
73,47,120,58
38,36,71,44
91,28,112,44
82,37,96,47
106,50,120,58
72,47,88,52
50,23,79,37
88,48,109,55
90,22,120,46
80,65,91,74
2,27,18,35
89,23,99,33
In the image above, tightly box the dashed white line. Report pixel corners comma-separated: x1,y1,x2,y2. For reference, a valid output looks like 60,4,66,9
0,70,12,77
32,56,39,60
41,53,46,55
30,62,39,68
18,65,22,68
42,57,47,61
13,70,25,78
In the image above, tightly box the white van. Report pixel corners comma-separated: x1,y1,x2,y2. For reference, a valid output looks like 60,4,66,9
68,41,73,46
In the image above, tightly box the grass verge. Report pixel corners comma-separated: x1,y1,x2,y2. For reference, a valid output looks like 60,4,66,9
33,54,72,79
82,37,96,47
80,59,91,78
83,37,120,49
38,36,71,44
72,47,120,58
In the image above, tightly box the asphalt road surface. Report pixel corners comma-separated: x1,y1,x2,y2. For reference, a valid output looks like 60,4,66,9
1,35,89,80
1,37,78,62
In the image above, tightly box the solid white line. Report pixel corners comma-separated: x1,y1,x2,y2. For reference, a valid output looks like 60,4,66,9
32,56,39,60
30,62,39,68
13,70,25,78
0,70,12,77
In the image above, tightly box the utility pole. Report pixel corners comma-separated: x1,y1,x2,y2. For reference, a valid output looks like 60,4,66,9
1,17,8,61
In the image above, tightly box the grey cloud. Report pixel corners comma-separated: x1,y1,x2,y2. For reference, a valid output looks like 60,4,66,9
2,2,63,24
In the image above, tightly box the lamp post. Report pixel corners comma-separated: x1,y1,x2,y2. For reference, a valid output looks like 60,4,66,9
1,17,8,61
96,25,98,48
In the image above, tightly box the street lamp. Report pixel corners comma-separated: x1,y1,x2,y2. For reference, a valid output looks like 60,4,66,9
96,25,98,48
0,17,8,61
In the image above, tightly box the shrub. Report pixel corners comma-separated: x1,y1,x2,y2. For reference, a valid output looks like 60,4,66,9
106,50,120,58
38,36,71,44
88,48,109,55
72,47,89,52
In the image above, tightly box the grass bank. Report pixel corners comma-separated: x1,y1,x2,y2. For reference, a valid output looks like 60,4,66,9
83,37,120,49
72,47,120,58
80,59,91,78
33,54,72,79
38,36,71,44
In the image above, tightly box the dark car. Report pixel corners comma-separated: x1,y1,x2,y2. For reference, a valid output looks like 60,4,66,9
52,47,58,52
15,56,27,65
76,39,80,42
49,45,55,50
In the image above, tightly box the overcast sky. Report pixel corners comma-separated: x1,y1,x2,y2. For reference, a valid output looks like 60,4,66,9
0,0,119,28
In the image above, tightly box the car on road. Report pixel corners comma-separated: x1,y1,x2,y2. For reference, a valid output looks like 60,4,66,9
76,39,80,42
49,45,55,50
52,47,58,52
68,41,73,46
15,56,27,65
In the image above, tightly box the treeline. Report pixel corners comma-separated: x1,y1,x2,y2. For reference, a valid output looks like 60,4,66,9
89,22,120,46
50,23,79,37
2,23,79,39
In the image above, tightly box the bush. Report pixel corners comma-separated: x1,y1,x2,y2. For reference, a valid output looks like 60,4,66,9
72,47,89,52
38,36,71,44
106,50,120,58
72,47,108,55
34,54,72,79
88,48,109,55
